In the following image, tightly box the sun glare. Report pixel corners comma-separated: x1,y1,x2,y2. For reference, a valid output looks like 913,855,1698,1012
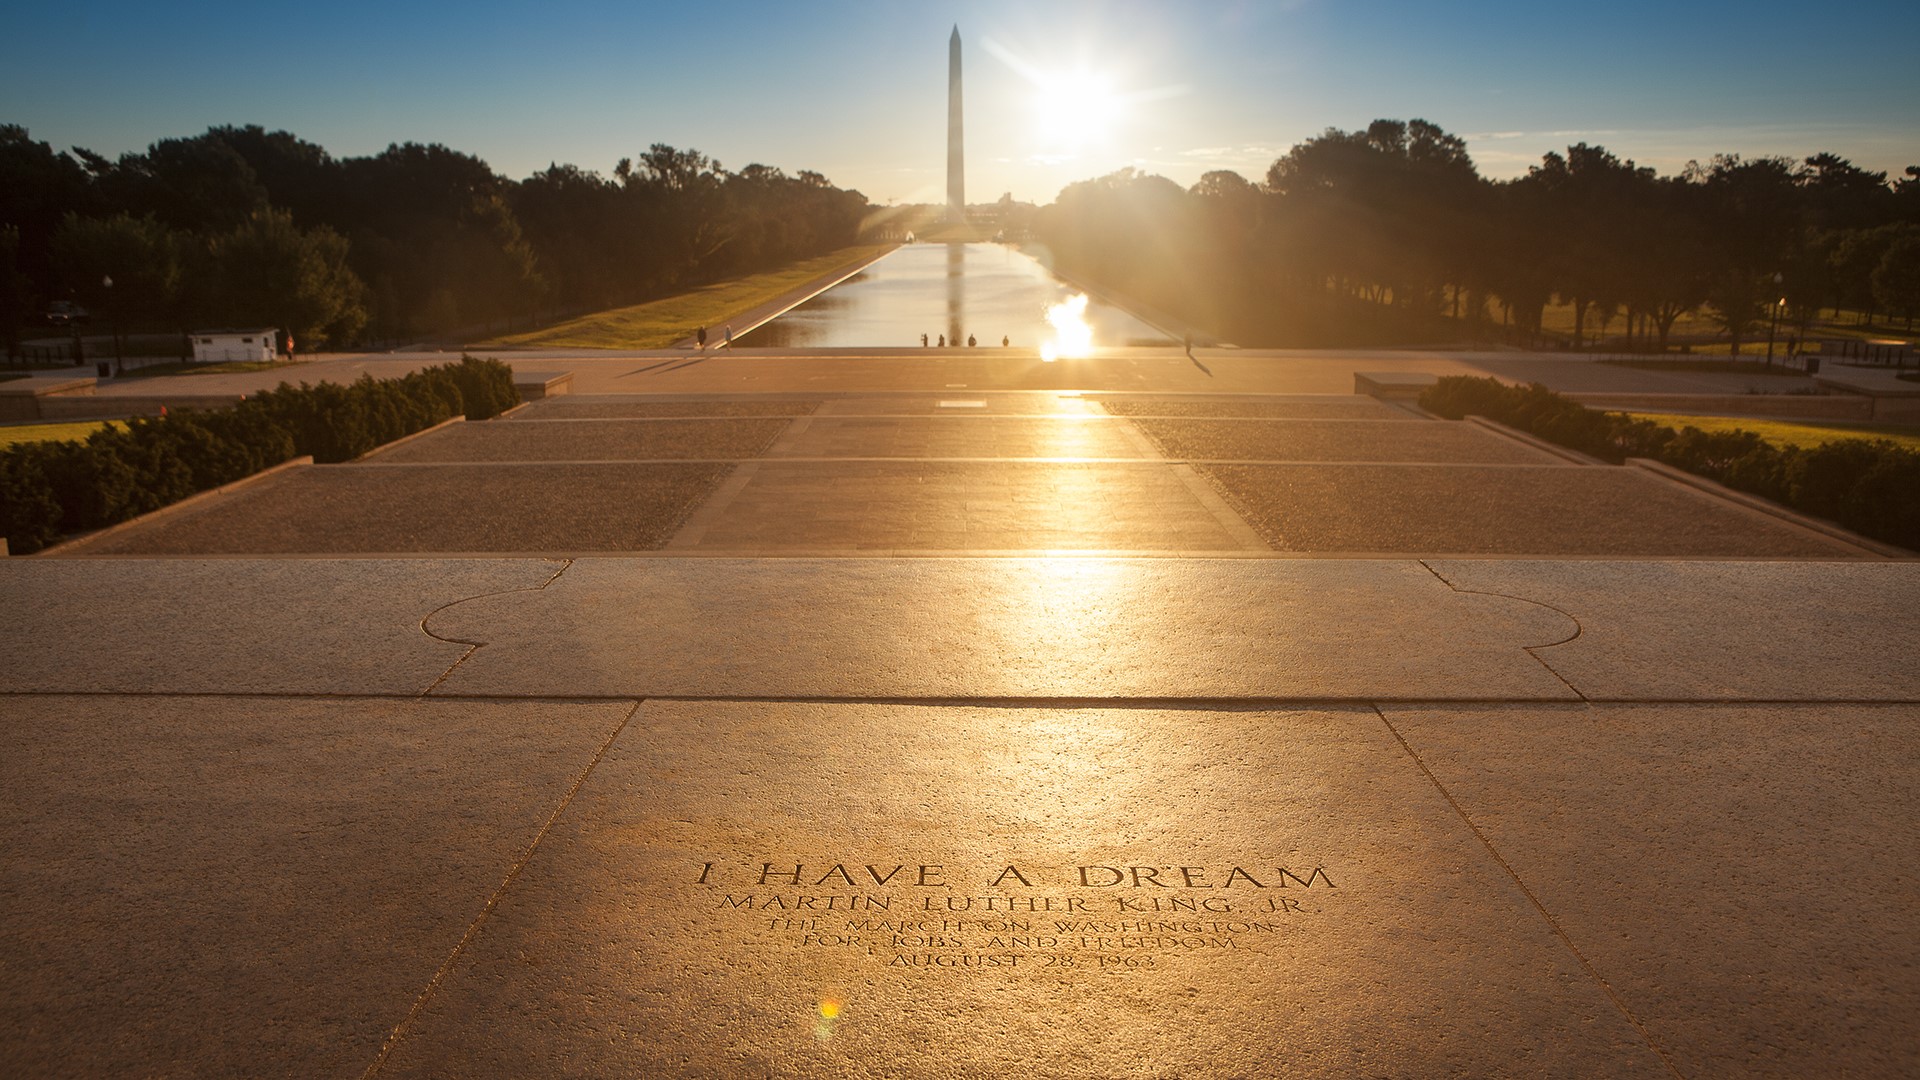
1039,294,1095,362
1034,71,1122,148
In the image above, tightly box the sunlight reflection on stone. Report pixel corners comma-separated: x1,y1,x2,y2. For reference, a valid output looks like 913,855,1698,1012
1039,293,1094,362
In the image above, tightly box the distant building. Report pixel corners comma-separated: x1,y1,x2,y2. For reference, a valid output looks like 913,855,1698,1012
191,329,279,364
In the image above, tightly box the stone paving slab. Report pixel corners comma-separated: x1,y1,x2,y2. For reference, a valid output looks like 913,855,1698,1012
0,558,560,694
77,463,735,555
1134,418,1559,463
515,398,822,418
370,417,791,462
768,415,1151,459
1426,560,1920,701
376,700,1668,1079
81,351,1851,403
677,461,1251,551
816,394,1111,416
425,558,1578,700
1099,396,1416,419
1198,463,1868,557
0,695,636,1080
1382,702,1920,1078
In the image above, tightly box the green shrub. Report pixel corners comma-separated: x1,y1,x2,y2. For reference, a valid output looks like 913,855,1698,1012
0,355,521,554
0,445,64,552
445,355,519,419
1420,375,1919,551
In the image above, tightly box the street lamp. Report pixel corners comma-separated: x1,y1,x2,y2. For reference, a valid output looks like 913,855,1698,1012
1765,272,1784,366
103,274,122,376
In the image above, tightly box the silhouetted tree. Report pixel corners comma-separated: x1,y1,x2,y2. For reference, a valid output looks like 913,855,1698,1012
206,208,367,347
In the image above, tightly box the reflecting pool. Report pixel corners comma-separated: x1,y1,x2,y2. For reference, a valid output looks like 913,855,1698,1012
741,243,1171,350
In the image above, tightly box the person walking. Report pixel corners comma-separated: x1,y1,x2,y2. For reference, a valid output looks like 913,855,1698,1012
696,325,708,350
921,333,929,347
1001,335,1009,347
723,324,734,348
967,334,976,347
938,334,946,347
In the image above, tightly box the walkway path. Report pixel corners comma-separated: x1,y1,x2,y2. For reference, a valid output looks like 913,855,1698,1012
3,349,1915,1080
54,390,1872,558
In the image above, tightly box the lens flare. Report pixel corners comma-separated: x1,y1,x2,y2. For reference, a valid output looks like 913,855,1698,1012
814,996,846,1042
1039,293,1094,362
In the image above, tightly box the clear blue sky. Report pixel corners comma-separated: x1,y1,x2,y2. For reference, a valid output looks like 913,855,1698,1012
6,0,1916,203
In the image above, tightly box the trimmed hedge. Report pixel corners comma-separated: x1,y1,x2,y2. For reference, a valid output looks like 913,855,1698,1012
1419,375,1920,552
1,355,518,554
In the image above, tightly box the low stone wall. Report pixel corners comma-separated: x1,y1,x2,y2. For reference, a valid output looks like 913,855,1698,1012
0,377,97,420
36,394,247,420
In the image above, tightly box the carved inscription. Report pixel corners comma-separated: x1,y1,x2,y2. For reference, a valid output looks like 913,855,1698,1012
693,860,1337,972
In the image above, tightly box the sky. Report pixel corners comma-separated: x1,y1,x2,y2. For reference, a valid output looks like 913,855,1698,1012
5,0,1917,204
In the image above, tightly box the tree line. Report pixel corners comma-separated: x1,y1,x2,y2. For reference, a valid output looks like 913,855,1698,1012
1033,119,1920,349
0,124,870,352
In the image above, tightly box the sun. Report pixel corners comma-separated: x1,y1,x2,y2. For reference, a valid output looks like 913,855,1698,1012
1033,70,1122,149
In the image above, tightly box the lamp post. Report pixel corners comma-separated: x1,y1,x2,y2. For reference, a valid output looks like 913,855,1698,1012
1765,272,1784,366
103,274,122,376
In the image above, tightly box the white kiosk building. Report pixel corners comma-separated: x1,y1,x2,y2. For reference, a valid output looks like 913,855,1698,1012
191,329,280,364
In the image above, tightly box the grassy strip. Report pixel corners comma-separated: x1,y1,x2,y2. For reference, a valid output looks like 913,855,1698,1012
0,420,124,448
487,244,893,349
1620,413,1920,452
1599,358,1810,376
116,359,301,379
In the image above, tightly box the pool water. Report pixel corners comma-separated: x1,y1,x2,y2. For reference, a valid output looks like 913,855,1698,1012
741,243,1171,350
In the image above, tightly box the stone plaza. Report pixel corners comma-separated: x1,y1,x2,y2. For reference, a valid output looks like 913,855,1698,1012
3,327,1916,1077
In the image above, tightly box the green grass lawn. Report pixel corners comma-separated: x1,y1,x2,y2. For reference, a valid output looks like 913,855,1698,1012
1619,412,1920,452
1528,301,1913,350
0,420,123,448
488,244,894,349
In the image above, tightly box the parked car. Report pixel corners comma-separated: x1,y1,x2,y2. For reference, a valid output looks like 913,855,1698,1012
45,301,91,327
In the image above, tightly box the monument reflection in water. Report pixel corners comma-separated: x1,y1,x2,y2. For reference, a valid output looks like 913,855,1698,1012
741,243,1170,352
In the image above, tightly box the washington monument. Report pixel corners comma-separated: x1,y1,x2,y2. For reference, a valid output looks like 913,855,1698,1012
947,25,964,223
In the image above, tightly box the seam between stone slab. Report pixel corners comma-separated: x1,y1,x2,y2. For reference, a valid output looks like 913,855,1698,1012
350,415,465,462
1110,412,1270,552
764,414,815,455
360,698,642,1079
1419,560,1591,702
11,691,1916,706
664,462,762,548
417,559,575,696
1371,704,1687,1080
56,548,1878,561
347,457,1617,467
1167,463,1271,551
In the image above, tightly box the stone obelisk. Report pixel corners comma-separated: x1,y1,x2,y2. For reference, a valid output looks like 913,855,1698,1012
947,25,964,224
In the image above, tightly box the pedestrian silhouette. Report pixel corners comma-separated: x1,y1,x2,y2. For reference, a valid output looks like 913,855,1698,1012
697,325,707,350
939,334,946,347
1001,335,1009,347
723,324,733,347
967,334,976,347
921,333,929,347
